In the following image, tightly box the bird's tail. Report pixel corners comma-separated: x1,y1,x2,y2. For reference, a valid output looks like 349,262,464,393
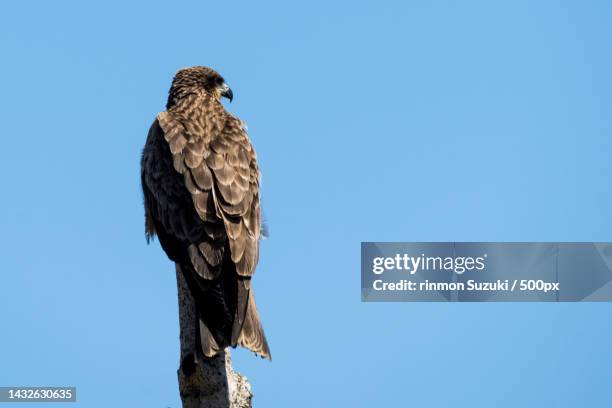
198,288,271,360
235,289,271,360
189,268,271,360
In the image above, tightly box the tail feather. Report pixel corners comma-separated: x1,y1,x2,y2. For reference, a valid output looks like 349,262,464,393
198,318,222,358
236,289,271,360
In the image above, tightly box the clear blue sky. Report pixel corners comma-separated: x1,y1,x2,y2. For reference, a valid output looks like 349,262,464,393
1,1,611,407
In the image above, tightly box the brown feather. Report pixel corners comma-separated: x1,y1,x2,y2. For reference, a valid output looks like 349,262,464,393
237,288,271,359
184,146,204,168
212,162,237,185
198,241,224,267
190,164,214,190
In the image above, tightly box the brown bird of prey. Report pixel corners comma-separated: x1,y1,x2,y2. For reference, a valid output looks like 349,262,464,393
141,66,271,359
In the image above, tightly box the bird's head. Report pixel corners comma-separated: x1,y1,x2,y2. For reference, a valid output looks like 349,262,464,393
167,66,233,108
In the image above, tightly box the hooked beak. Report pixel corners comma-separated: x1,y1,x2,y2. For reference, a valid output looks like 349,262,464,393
221,83,233,102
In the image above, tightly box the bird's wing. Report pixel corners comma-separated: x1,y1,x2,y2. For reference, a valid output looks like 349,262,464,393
155,110,261,279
